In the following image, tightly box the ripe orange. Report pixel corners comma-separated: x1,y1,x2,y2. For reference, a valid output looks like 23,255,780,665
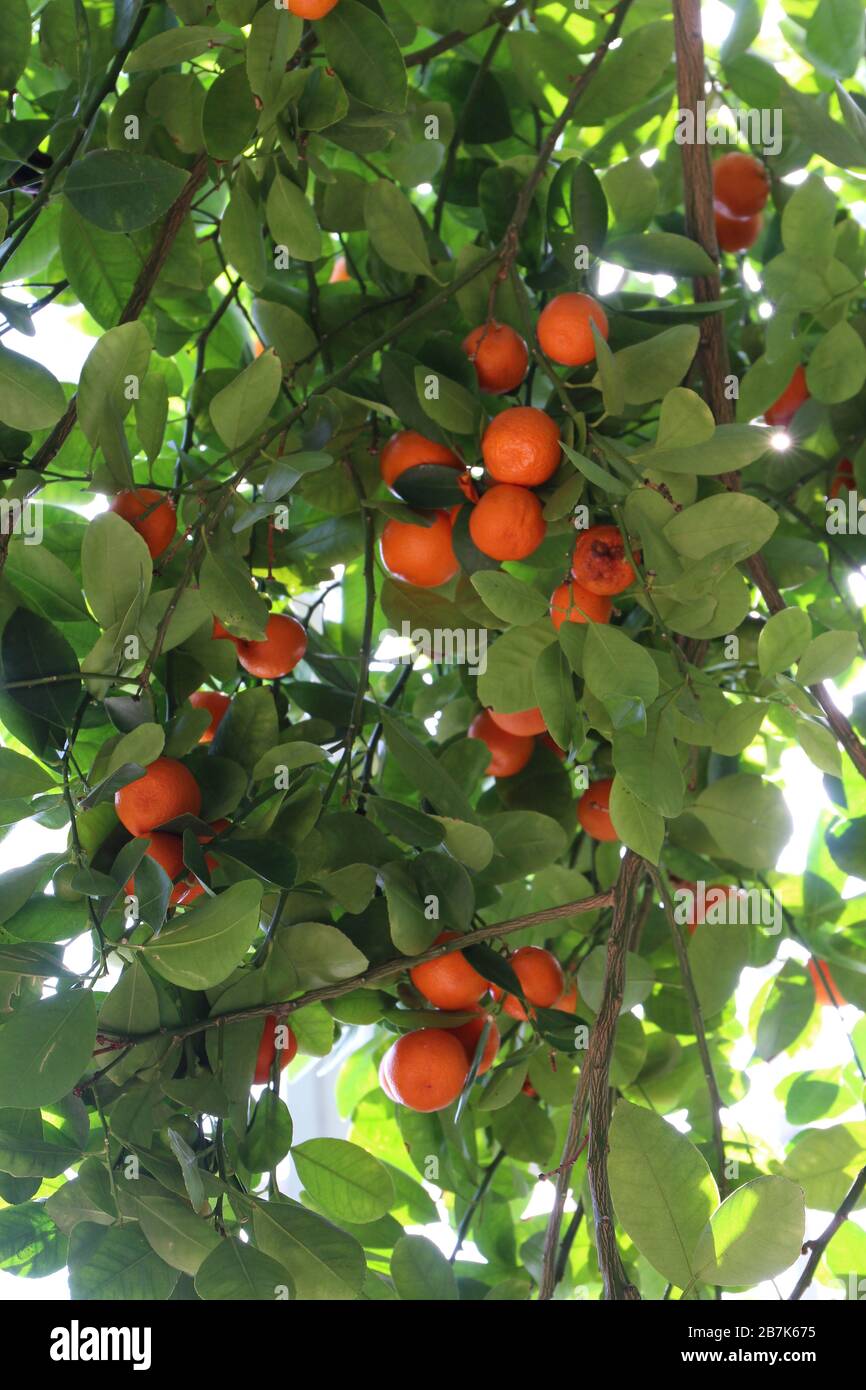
410,931,488,1011
537,293,609,368
829,458,855,499
253,1013,298,1085
462,322,529,394
124,832,186,905
469,483,546,561
488,706,547,736
445,1008,499,1075
714,202,761,254
577,778,617,842
557,982,578,1014
549,578,613,629
807,957,846,1008
109,488,177,560
329,255,351,284
571,523,639,596
379,1029,470,1112
680,882,746,935
492,945,564,1021
212,617,234,640
189,690,230,743
235,613,307,678
522,1081,538,1098
115,758,202,837
198,819,230,843
468,708,534,778
712,152,769,217
764,365,809,428
380,509,459,587
379,431,461,492
482,406,561,486
288,0,339,18
539,731,566,760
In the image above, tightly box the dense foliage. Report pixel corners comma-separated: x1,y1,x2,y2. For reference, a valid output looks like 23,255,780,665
0,0,864,1303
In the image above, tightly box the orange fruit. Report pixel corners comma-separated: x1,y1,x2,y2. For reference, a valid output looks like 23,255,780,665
462,322,529,394
537,293,609,368
235,613,307,678
764,365,809,428
198,819,230,843
445,1008,499,1075
492,946,564,1021
379,431,461,492
539,731,566,760
482,406,561,486
829,458,855,499
468,708,534,778
329,255,351,283
253,1013,298,1085
714,202,761,254
712,152,769,217
807,957,846,1008
469,483,546,561
124,832,186,905
212,617,234,640
379,1029,470,1112
410,931,488,1011
380,509,459,587
109,488,177,560
189,690,230,743
115,758,202,837
557,982,578,1013
488,707,547,736
549,578,613,629
288,0,339,17
577,778,617,842
571,523,639,596
522,1081,538,1098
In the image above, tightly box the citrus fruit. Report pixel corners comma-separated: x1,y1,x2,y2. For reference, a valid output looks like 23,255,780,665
764,365,809,428
253,1014,298,1084
379,431,461,492
714,202,761,253
235,613,307,678
571,523,639,595
212,617,234,640
123,832,188,906
445,1009,499,1075
557,982,578,1014
462,321,529,394
379,1029,470,1112
468,708,534,778
189,690,230,743
288,0,339,17
329,255,351,283
109,488,177,560
410,931,488,1011
830,458,855,499
380,509,459,587
492,946,564,1021
539,731,566,760
712,152,769,217
576,778,617,842
115,758,202,837
807,957,846,1008
481,406,561,485
549,579,613,629
488,707,547,736
469,483,546,561
537,293,609,367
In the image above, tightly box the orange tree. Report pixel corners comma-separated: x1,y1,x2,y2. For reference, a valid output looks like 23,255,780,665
0,0,865,1304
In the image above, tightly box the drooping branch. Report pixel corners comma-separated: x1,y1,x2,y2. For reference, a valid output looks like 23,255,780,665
789,1163,866,1300
404,2,526,68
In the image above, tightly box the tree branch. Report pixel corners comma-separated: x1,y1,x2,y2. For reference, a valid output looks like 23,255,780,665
404,2,526,68
789,1163,866,1301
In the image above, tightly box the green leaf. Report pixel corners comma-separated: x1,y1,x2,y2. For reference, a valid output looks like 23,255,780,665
266,174,322,262
390,1233,458,1300
613,708,684,818
608,326,700,406
381,712,476,823
560,440,629,496
317,1,408,115
0,748,55,796
758,607,812,678
64,152,188,233
1,609,81,728
414,365,478,434
141,880,265,990
0,344,65,431
583,623,659,708
78,321,152,470
692,1177,805,1287
609,777,664,864
578,948,655,1013
81,510,152,631
292,1139,395,1224
0,1203,68,1278
533,639,575,751
247,5,303,105
240,1094,293,1171
690,774,793,869
608,1099,719,1290
380,860,436,955
195,1238,293,1300
604,232,716,277
805,0,865,80
470,570,548,626
68,1221,177,1299
209,351,282,451
125,26,228,72
806,321,866,404
797,629,858,686
253,1199,366,1300
663,493,778,558
0,0,31,93
365,181,438,280
644,423,768,476
135,1193,220,1275
0,991,97,1107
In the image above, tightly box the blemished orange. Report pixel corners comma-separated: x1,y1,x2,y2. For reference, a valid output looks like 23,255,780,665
488,706,547,737
189,690,230,743
492,946,564,1021
577,778,617,842
537,293,609,368
468,709,534,778
410,931,488,1011
482,406,561,486
379,1029,470,1112
807,957,846,1008
235,613,307,678
379,431,461,492
764,364,809,428
109,488,177,560
829,458,855,499
571,523,639,596
115,758,202,837
469,484,546,562
714,202,761,254
549,578,613,629
380,509,459,587
462,322,529,394
329,255,351,283
288,0,339,18
446,1009,499,1075
253,1014,298,1085
124,832,186,905
712,152,770,217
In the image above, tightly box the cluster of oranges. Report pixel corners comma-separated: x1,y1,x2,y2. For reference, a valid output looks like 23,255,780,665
380,937,576,1112
712,151,769,254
